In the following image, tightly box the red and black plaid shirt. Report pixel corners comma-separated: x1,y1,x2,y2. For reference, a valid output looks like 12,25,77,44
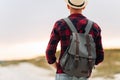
46,14,104,73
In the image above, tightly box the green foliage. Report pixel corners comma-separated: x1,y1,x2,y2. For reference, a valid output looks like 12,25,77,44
0,60,27,66
92,49,120,78
27,56,51,70
0,56,52,70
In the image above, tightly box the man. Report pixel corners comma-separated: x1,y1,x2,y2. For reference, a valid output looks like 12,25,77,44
46,0,104,80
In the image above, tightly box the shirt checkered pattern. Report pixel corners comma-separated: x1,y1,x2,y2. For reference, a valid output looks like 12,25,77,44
46,14,104,73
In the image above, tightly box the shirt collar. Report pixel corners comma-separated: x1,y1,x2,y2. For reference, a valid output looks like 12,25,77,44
68,13,86,18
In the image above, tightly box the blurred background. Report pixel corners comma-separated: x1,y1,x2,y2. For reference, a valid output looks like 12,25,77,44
0,0,120,80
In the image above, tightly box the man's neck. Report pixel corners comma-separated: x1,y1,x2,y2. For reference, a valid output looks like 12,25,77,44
70,9,82,14
70,12,82,14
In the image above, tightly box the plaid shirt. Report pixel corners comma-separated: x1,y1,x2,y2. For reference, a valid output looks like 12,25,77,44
46,14,104,73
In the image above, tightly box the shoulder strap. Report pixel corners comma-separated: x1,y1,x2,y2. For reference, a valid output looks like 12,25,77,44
85,20,93,35
63,18,77,33
63,18,93,34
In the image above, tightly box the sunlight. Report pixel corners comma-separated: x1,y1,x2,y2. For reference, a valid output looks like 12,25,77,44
103,38,120,49
0,41,48,60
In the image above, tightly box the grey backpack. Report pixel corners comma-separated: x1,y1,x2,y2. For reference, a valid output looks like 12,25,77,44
60,18,96,78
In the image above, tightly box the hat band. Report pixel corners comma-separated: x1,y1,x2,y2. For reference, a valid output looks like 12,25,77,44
68,0,85,7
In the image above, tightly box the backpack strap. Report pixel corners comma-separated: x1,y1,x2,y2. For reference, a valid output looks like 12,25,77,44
85,20,93,35
64,18,93,34
86,34,93,77
63,18,77,33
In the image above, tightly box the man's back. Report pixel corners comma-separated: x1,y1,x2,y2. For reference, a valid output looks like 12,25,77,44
46,13,104,73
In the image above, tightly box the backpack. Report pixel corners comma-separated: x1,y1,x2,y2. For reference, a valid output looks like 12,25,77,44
60,18,96,78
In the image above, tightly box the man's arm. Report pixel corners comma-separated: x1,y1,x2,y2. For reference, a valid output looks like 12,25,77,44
46,21,60,64
94,24,104,65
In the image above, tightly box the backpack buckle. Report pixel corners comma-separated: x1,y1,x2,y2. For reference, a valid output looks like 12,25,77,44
75,55,79,61
88,56,92,62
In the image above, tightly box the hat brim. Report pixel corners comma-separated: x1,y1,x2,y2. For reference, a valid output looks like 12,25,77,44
64,0,87,9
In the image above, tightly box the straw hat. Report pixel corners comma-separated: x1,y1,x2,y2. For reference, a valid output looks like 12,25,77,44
64,0,88,9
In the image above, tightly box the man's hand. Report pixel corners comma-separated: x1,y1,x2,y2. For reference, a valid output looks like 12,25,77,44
50,62,58,69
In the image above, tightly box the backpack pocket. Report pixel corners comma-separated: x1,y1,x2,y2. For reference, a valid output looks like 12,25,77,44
60,52,95,78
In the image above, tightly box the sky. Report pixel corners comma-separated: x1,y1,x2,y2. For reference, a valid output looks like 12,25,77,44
0,0,120,60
